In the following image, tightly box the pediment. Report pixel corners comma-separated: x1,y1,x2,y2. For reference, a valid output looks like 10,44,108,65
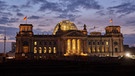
62,30,85,37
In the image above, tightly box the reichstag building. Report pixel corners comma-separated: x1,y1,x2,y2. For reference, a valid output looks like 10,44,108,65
15,20,124,59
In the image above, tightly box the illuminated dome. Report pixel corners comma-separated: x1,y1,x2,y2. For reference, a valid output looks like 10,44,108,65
53,20,78,35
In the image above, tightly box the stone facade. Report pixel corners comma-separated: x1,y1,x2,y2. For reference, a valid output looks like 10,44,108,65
15,20,124,60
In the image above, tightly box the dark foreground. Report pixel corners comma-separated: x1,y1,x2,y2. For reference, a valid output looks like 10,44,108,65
0,57,135,76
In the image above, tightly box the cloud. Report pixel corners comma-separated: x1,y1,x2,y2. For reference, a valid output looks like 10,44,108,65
0,0,8,11
126,20,135,25
38,24,50,27
124,34,135,46
65,0,101,10
0,17,19,24
0,12,12,17
55,13,81,21
0,17,9,24
96,10,106,16
107,1,135,17
21,1,32,8
10,5,20,12
36,0,101,12
39,1,62,12
0,26,18,40
28,15,41,19
16,13,24,16
28,0,102,22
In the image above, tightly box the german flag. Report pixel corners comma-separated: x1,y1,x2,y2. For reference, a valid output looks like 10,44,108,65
23,16,27,20
110,19,113,23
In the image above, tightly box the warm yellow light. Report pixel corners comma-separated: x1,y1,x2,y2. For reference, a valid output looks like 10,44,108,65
39,47,42,53
44,47,46,53
34,47,37,53
67,39,71,52
34,41,37,45
49,47,51,53
53,47,56,53
125,52,131,57
80,52,88,56
72,39,76,50
106,41,108,45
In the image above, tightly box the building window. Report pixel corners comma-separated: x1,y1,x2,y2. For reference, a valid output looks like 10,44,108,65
44,47,46,53
34,41,37,45
39,41,42,45
53,41,56,45
106,41,108,45
93,42,95,45
53,47,56,53
88,47,91,53
97,42,100,45
39,47,42,53
105,47,109,52
97,47,100,52
92,47,95,53
88,42,91,45
23,46,28,53
115,48,118,52
44,42,47,45
49,47,51,53
34,47,37,53
49,42,51,45
23,41,29,46
114,42,118,45
101,47,104,53
102,42,104,45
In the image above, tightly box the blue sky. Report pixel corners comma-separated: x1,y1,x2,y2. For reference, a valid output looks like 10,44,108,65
0,0,135,52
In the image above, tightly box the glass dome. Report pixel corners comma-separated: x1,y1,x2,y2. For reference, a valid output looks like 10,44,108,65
53,20,78,35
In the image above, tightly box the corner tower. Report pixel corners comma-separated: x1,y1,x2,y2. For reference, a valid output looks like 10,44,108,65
15,24,33,59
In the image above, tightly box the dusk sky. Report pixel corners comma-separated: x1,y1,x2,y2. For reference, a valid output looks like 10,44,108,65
0,0,135,52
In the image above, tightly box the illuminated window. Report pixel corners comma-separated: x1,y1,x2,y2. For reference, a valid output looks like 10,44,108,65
23,46,28,53
49,47,51,53
53,47,56,53
102,47,104,52
106,41,108,45
97,47,100,52
88,47,91,53
63,25,66,30
39,47,42,53
44,47,46,53
34,47,37,53
92,47,95,53
34,41,37,45
105,47,109,52
39,56,42,58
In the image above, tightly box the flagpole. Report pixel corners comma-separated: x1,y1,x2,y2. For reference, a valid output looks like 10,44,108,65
112,18,113,26
26,18,27,24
